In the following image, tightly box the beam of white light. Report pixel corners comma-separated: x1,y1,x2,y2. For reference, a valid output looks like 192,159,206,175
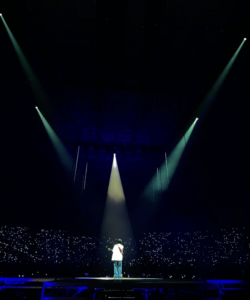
101,155,133,239
108,155,125,202
113,154,117,168
36,108,73,173
198,39,246,117
74,146,80,181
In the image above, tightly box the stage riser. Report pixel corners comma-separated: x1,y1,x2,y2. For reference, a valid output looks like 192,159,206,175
0,278,248,300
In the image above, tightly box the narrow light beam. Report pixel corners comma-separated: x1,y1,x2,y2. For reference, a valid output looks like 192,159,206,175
165,152,169,185
36,108,72,173
113,154,117,168
143,120,197,200
81,163,88,195
73,146,80,182
197,39,246,118
194,118,199,125
1,15,51,113
83,163,88,191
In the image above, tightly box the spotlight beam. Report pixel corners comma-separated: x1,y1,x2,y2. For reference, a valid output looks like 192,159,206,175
197,39,246,117
0,15,51,113
36,108,72,173
101,155,133,239
143,119,198,200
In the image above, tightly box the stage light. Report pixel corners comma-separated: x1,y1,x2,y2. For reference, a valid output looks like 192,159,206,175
113,154,117,168
143,120,197,200
1,15,52,114
197,39,246,118
194,118,199,124
36,107,72,172
244,38,247,40
35,106,38,109
100,153,133,240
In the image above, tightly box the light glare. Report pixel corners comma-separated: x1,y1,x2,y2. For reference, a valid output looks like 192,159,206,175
113,155,117,168
194,118,199,124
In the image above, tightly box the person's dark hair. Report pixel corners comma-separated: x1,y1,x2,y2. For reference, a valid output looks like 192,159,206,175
117,239,122,244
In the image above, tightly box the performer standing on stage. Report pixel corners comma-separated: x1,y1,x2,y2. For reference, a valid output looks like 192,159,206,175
108,239,124,278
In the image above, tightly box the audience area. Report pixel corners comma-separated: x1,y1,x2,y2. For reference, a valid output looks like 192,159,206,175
0,226,249,279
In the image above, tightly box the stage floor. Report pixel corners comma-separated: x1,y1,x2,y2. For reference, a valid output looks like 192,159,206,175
0,277,248,300
0,277,248,290
75,277,165,281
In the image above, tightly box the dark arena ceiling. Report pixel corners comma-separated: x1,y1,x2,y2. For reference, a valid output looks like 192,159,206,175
1,0,249,235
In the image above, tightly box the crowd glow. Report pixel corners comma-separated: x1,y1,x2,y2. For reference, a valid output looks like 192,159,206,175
36,108,72,173
1,225,248,278
0,15,51,113
143,119,198,200
100,155,133,239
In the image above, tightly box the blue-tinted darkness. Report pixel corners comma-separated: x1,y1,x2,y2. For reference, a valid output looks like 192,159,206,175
0,0,249,239
1,64,250,236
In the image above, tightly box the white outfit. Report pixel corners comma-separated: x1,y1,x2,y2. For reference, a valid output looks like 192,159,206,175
111,243,124,261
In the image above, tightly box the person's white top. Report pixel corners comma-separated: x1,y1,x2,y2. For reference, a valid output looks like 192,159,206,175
111,243,124,261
